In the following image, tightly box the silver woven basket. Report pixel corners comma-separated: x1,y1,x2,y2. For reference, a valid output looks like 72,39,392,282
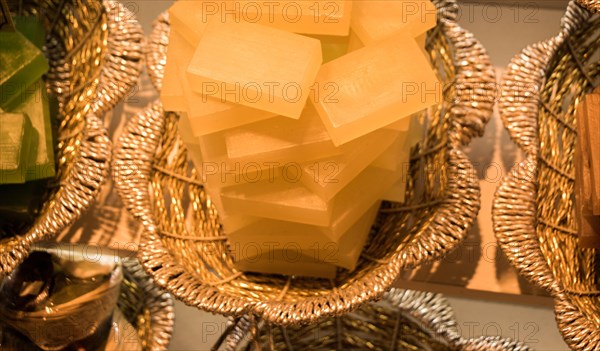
0,0,144,277
213,288,531,351
493,1,599,350
114,0,495,326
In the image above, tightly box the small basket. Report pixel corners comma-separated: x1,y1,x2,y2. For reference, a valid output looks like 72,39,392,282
114,0,495,325
0,0,144,277
493,2,599,350
213,288,531,351
0,258,174,350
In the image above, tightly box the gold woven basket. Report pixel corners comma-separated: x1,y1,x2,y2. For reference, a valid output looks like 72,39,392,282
213,288,531,351
0,0,144,277
114,0,495,325
0,258,174,350
493,2,599,350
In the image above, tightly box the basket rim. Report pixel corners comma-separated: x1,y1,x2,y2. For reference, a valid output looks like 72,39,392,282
494,1,600,349
0,0,143,278
115,0,495,325
215,288,531,351
120,258,175,351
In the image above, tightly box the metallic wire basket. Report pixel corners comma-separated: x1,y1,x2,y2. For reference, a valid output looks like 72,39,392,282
0,0,144,277
114,0,495,325
493,2,599,350
577,0,600,12
0,258,174,350
213,288,530,351
117,258,175,351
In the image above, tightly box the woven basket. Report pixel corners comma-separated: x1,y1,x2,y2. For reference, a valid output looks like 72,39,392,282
117,258,175,351
577,0,600,12
213,288,530,351
114,0,495,325
0,258,174,350
0,0,144,277
493,2,599,350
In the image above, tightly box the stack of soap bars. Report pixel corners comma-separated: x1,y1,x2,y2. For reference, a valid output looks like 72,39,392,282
0,11,55,232
162,0,440,277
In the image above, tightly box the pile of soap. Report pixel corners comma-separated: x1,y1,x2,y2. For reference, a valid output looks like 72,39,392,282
162,0,440,277
0,13,55,233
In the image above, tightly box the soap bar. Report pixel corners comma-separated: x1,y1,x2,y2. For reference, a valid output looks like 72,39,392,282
9,80,56,181
229,203,379,271
348,30,364,52
234,0,352,36
168,0,211,46
221,179,331,226
0,31,48,109
308,34,351,63
177,113,205,172
14,16,45,49
220,166,399,235
301,128,399,201
197,105,345,189
311,31,440,145
178,117,258,229
351,0,437,45
379,146,411,203
0,112,36,184
162,30,276,135
220,104,339,164
186,20,322,118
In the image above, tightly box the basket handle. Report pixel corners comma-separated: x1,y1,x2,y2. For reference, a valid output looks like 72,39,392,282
554,291,600,350
499,38,561,156
112,100,165,232
91,0,144,116
439,20,496,147
492,155,561,295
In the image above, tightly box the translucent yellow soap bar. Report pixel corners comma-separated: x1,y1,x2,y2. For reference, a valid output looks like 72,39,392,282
186,20,322,119
221,179,331,226
220,104,340,164
220,165,399,234
168,0,210,45
325,167,397,238
309,34,351,63
229,204,379,271
371,131,409,171
233,0,352,36
162,31,276,135
301,128,399,201
351,0,436,45
311,31,440,145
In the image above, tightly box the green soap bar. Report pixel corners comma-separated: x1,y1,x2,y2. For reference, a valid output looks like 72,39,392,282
0,31,49,109
14,16,46,49
0,112,37,184
8,80,56,180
